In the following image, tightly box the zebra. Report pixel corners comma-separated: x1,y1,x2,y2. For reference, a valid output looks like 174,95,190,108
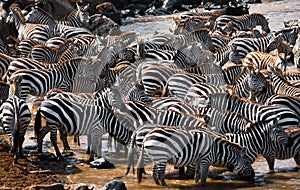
9,57,92,99
242,51,286,71
0,52,15,80
228,34,283,58
125,122,204,176
25,5,91,39
167,72,227,99
26,4,90,28
17,38,42,57
44,86,131,152
122,100,207,130
137,126,255,186
188,28,215,52
29,44,69,64
272,127,300,169
6,6,51,43
0,38,5,53
140,65,179,97
224,118,290,172
45,36,67,49
221,64,243,85
213,13,270,35
0,81,10,105
0,76,31,164
268,66,300,97
205,108,252,134
265,94,300,119
211,35,231,50
150,97,183,110
293,33,300,68
184,82,228,106
35,96,133,161
214,44,242,66
231,66,269,103
208,93,300,129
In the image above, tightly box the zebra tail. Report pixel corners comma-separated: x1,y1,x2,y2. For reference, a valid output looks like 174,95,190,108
137,145,145,184
125,138,136,175
34,108,42,139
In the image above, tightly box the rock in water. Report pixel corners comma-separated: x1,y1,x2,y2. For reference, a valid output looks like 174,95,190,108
101,180,127,190
90,157,115,169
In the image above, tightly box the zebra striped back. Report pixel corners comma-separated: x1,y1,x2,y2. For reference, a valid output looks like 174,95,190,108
214,13,270,35
206,108,251,134
208,93,300,129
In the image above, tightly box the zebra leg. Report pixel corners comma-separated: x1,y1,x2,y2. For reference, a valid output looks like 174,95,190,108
18,133,25,158
186,165,196,179
96,136,102,159
178,166,185,177
88,134,100,162
199,161,210,186
194,163,201,183
12,134,19,164
50,130,63,161
73,135,80,146
152,164,160,185
86,134,91,154
37,126,50,153
157,161,168,186
59,129,70,152
266,157,275,173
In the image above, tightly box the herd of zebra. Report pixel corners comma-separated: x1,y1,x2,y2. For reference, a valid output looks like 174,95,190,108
0,2,300,187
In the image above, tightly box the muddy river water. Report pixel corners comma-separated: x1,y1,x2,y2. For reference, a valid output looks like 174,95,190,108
23,0,300,189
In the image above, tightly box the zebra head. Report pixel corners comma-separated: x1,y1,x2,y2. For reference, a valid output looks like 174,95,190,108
266,34,284,53
76,3,90,27
233,146,255,180
269,118,289,145
228,45,242,64
247,67,267,93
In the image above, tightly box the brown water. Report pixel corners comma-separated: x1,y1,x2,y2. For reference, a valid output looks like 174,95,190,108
21,0,300,189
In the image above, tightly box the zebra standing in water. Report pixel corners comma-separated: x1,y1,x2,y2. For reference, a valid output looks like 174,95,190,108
35,96,134,161
137,126,255,186
224,118,290,172
0,76,31,164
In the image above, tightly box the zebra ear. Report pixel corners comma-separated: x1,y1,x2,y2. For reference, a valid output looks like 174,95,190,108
76,3,81,11
83,4,90,11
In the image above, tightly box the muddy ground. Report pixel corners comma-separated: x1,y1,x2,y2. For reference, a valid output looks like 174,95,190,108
0,136,84,190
